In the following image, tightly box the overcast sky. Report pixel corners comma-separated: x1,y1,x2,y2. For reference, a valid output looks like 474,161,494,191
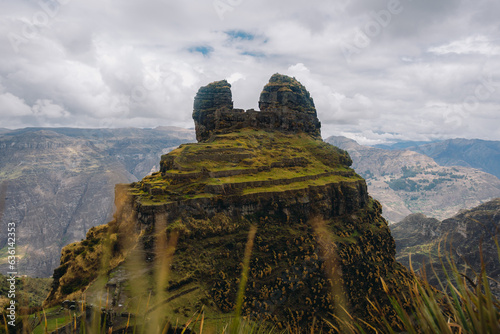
0,0,499,144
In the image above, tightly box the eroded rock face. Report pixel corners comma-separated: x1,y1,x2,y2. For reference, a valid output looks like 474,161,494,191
193,80,233,112
192,80,234,142
192,74,321,142
0,128,195,277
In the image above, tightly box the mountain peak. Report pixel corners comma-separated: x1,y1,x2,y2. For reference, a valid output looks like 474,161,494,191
44,75,416,332
192,74,321,142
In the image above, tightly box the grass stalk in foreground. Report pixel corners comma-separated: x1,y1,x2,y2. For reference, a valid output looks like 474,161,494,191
21,205,500,333
311,217,350,333
367,245,500,333
229,224,257,333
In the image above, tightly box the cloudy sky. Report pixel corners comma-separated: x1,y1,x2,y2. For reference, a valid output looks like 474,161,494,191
1,0,499,144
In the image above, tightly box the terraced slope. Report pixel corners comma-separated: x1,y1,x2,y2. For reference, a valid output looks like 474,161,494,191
132,129,360,214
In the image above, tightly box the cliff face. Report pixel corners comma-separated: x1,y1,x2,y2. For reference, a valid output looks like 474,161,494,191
258,73,317,114
46,74,412,332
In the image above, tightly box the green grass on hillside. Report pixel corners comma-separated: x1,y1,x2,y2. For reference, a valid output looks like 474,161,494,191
135,129,354,206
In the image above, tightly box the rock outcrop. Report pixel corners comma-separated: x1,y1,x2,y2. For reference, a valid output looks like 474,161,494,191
192,80,234,142
46,74,413,332
259,73,316,114
192,74,321,142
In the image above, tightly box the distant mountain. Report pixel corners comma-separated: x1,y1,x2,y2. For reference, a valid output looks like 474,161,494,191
391,198,500,296
0,128,12,135
407,138,500,180
326,136,500,223
0,127,195,277
374,140,437,150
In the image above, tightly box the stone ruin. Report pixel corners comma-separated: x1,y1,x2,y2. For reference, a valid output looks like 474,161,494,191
192,73,322,142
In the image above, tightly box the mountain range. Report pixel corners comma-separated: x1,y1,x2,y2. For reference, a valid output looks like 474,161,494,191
1,74,499,331
376,138,500,179
407,139,500,180
0,127,195,277
326,136,500,223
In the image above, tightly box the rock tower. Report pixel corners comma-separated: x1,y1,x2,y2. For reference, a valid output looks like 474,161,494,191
192,74,321,142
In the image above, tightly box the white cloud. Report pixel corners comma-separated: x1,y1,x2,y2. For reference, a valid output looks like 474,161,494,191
226,72,245,84
32,99,69,118
429,35,500,56
0,92,32,116
0,0,499,143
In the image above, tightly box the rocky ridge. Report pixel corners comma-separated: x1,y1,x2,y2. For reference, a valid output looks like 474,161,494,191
45,75,413,332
